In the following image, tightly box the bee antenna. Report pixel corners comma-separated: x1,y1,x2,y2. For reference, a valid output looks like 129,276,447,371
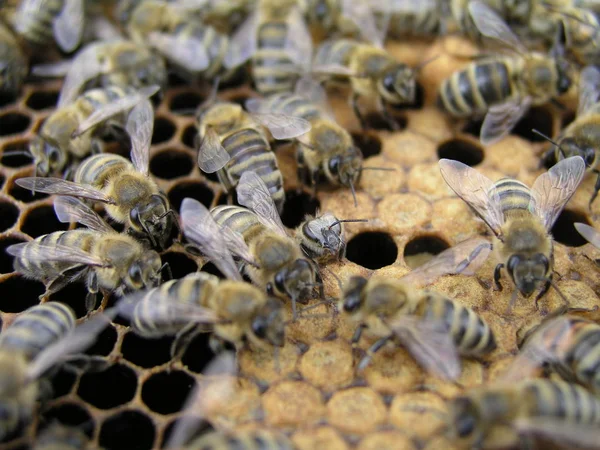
159,262,172,281
140,218,158,248
531,129,566,158
323,266,344,291
348,178,358,207
297,297,337,314
415,55,440,71
535,276,569,307
328,218,369,230
1,149,33,158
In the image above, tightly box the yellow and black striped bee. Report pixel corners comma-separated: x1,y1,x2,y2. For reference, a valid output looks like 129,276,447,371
0,302,112,442
0,22,28,96
9,0,84,52
57,39,167,107
448,379,600,449
125,0,233,80
204,172,320,318
313,37,421,130
16,98,175,249
24,85,158,178
439,156,585,307
543,66,600,207
504,315,600,395
556,5,600,65
339,237,495,375
224,0,313,95
195,97,305,213
7,197,163,309
438,0,572,145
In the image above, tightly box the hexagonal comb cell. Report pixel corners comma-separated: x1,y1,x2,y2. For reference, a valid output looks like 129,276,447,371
77,363,138,409
0,112,31,137
346,232,398,270
141,370,195,414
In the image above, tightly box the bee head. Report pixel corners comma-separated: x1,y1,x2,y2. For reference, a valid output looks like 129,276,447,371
341,276,368,315
34,137,68,177
251,298,285,348
328,147,363,196
126,250,162,290
274,258,317,302
129,194,172,248
557,137,596,167
0,59,24,98
507,253,550,297
448,396,481,444
380,65,416,104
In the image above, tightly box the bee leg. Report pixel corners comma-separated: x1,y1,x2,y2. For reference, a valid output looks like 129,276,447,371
357,335,392,372
588,170,600,209
42,268,87,300
493,264,504,291
534,278,552,310
378,99,400,131
351,93,368,130
171,324,200,360
85,272,99,312
351,324,365,347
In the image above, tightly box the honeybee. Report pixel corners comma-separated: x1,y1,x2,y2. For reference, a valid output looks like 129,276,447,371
245,88,365,203
437,0,572,145
33,422,90,450
543,66,600,207
10,0,84,52
7,197,163,310
339,237,495,375
447,379,600,449
16,100,175,249
0,304,113,442
223,0,313,95
554,5,600,65
313,37,421,130
121,197,286,357
25,84,158,178
439,156,586,307
503,315,600,395
0,22,28,96
207,172,321,318
57,39,167,107
125,0,233,80
196,97,305,213
373,0,445,38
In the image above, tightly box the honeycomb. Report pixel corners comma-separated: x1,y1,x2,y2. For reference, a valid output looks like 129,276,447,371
0,33,599,450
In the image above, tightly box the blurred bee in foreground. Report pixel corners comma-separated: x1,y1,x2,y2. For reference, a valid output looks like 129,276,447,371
56,39,167,107
447,379,600,449
7,197,163,309
542,66,600,208
16,97,176,249
437,1,572,145
376,0,445,38
33,422,90,450
223,0,313,95
575,222,600,250
555,5,600,65
120,196,286,357
340,237,495,376
16,85,158,178
125,0,233,81
209,172,321,318
503,315,600,395
0,303,112,442
439,156,585,308
10,0,84,53
0,22,28,97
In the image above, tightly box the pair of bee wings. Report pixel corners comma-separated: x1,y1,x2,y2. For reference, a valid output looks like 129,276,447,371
439,156,586,235
6,197,115,269
467,0,536,145
23,309,116,383
15,85,157,200
15,0,84,53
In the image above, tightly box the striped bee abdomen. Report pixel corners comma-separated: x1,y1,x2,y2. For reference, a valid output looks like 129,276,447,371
438,58,513,117
211,205,266,246
0,302,76,360
261,93,322,122
492,178,533,218
74,154,132,188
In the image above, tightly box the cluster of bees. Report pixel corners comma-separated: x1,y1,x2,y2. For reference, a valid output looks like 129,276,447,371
3,0,600,448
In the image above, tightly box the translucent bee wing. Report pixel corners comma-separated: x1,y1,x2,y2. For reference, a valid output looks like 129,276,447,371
250,113,311,140
373,0,437,14
180,198,243,281
73,85,160,138
438,159,504,235
15,178,114,204
224,11,258,69
13,0,42,34
285,7,313,65
221,225,257,266
530,156,585,231
294,76,335,119
341,0,386,48
53,0,84,52
480,97,531,146
166,351,236,449
468,0,527,54
26,310,116,382
54,196,113,234
578,66,600,117
310,63,358,78
387,315,461,381
6,242,108,267
126,98,154,176
198,127,230,173
31,60,73,77
514,417,600,448
575,222,600,249
244,97,265,114
399,237,492,287
237,171,287,236
148,32,210,72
